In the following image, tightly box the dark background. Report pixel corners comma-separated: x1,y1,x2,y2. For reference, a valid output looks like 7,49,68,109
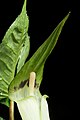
0,0,79,120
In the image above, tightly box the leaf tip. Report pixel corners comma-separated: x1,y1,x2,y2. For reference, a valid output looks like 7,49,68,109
21,0,27,14
69,11,71,14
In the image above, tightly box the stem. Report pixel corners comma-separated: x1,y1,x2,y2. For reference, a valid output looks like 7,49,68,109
9,100,14,120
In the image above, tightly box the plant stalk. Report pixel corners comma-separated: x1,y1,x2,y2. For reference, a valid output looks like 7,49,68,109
9,100,14,120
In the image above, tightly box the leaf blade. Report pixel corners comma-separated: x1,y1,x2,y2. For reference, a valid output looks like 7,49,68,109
0,0,29,105
0,117,5,120
17,34,30,73
9,12,70,101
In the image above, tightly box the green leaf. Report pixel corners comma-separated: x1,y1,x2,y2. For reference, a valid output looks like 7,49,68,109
0,0,29,105
0,117,5,120
9,12,70,101
0,98,10,107
17,34,30,73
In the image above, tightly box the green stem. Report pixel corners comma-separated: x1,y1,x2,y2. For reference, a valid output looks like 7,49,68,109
9,100,14,120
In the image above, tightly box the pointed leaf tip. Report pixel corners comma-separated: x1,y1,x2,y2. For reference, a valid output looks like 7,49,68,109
67,11,71,17
63,12,71,22
9,12,70,101
21,0,27,14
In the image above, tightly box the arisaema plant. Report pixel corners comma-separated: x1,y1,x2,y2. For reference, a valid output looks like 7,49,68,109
0,0,70,119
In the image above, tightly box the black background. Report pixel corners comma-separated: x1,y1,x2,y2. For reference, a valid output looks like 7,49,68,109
0,0,79,120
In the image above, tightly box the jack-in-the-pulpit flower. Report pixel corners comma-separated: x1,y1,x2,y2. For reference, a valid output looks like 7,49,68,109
17,72,50,120
0,0,70,120
17,95,50,120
